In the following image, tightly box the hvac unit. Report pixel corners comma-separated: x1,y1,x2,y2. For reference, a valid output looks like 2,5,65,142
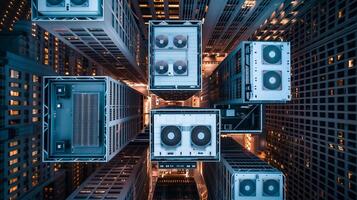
150,108,220,161
244,41,291,103
203,137,285,200
149,20,202,100
207,41,291,105
235,173,284,200
42,76,143,162
37,0,101,16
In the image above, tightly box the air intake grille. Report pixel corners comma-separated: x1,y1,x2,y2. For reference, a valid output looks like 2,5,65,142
73,93,100,147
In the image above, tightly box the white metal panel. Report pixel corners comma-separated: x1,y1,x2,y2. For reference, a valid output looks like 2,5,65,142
234,173,284,200
150,108,220,161
247,41,291,102
38,0,101,16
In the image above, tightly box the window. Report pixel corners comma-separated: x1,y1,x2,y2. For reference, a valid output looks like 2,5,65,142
9,149,18,157
9,82,20,88
9,100,20,106
32,117,39,122
32,109,39,115
9,167,19,174
32,93,38,99
9,141,18,147
9,110,20,116
348,59,355,68
9,158,18,166
9,185,18,193
32,151,38,156
10,70,20,79
32,75,39,83
10,90,20,97
9,177,18,185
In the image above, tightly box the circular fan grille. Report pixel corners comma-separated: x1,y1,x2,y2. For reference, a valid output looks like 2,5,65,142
155,35,169,48
47,0,64,5
191,126,211,146
263,179,280,196
239,179,256,196
173,60,188,75
263,45,282,64
161,126,181,146
71,0,88,5
263,71,282,90
173,35,187,48
154,61,169,75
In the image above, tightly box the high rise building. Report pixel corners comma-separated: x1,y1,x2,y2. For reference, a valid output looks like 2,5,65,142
204,137,285,200
0,0,30,32
249,0,357,199
0,21,108,77
32,0,147,83
0,17,109,200
0,51,57,200
67,141,150,200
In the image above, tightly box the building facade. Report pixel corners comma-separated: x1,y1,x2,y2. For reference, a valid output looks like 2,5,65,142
0,52,57,200
250,0,357,199
67,141,150,200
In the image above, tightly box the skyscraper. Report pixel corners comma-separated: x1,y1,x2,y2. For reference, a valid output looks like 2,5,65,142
250,0,357,199
0,51,57,200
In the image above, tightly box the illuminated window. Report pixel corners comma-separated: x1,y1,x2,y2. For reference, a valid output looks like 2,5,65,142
9,185,17,193
9,149,18,156
348,59,355,68
23,84,28,90
9,100,20,106
328,56,334,64
32,151,38,156
10,90,20,97
9,177,18,184
9,82,20,88
32,75,39,83
9,158,18,166
32,109,39,115
9,167,19,174
337,54,343,61
32,158,38,164
32,117,39,122
33,93,38,98
10,70,20,79
9,110,20,116
9,141,18,147
338,10,345,18
168,4,179,8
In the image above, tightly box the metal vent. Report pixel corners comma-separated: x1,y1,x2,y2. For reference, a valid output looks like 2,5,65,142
73,93,100,147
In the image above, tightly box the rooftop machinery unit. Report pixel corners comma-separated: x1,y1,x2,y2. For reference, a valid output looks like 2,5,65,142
204,137,285,200
31,0,146,83
150,108,220,161
210,41,291,104
201,41,290,133
42,76,143,162
149,20,202,100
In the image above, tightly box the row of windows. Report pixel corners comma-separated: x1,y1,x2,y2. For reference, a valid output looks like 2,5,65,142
253,0,357,199
10,69,39,82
